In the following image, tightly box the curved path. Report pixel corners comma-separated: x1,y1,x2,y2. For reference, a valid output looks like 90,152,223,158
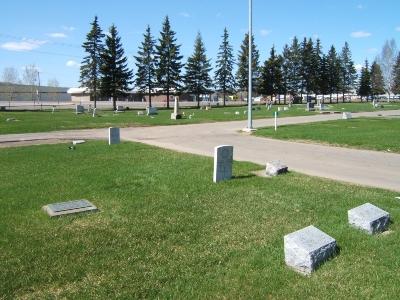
1,110,400,192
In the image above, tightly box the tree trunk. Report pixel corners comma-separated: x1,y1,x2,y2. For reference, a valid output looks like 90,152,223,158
166,88,170,109
223,89,226,107
329,93,332,103
197,93,200,108
113,94,117,111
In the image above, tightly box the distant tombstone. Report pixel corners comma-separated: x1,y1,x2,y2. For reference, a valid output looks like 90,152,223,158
284,225,338,275
137,111,145,116
278,107,282,112
171,97,182,120
116,105,125,113
206,106,212,111
266,161,288,176
109,127,120,145
235,111,240,115
72,140,86,145
283,107,289,111
42,199,98,217
52,106,55,113
342,112,352,120
76,105,84,114
0,106,6,111
306,103,315,112
92,108,97,117
213,145,233,183
348,203,390,234
146,107,158,116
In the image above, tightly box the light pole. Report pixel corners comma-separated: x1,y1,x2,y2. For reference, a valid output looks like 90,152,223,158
244,0,255,132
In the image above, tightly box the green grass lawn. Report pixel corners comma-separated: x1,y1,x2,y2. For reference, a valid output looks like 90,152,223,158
255,117,400,153
326,102,400,112
0,105,316,134
1,141,400,299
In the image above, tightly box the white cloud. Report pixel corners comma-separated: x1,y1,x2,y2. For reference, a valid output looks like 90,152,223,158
62,26,76,31
355,64,363,72
351,31,371,38
396,26,400,32
48,32,67,38
260,29,272,37
1,38,47,52
66,60,80,68
179,12,191,18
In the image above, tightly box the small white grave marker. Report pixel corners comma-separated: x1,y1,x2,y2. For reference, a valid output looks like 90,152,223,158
43,199,98,217
284,225,337,275
348,203,390,234
213,145,233,183
109,127,120,145
342,112,352,120
72,140,86,145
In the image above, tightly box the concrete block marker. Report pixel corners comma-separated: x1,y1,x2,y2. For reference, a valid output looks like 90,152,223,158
146,107,158,116
72,140,86,145
266,161,288,176
343,112,352,119
213,145,233,183
109,127,120,145
43,199,98,217
284,226,337,275
348,203,390,234
75,105,84,114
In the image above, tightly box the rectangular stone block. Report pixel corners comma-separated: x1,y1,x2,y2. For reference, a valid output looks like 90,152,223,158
109,127,120,145
146,107,158,116
213,145,233,183
342,112,352,119
266,161,288,176
284,226,337,275
43,199,98,217
75,105,84,114
348,203,390,234
116,105,125,112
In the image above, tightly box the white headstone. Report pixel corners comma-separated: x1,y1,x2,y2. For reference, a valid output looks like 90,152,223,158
171,97,182,120
342,112,352,120
109,127,120,145
348,203,390,234
72,140,86,145
266,161,288,176
284,226,337,275
92,108,97,117
213,145,233,183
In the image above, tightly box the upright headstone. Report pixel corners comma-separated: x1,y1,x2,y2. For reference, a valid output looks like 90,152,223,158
171,97,182,120
348,203,390,234
146,107,158,116
306,103,315,112
76,105,84,114
116,105,125,113
92,108,97,117
213,145,233,183
284,226,337,275
109,127,120,145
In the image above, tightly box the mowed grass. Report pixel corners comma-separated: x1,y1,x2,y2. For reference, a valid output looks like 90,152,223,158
0,105,316,134
256,117,400,153
1,142,400,299
324,101,400,112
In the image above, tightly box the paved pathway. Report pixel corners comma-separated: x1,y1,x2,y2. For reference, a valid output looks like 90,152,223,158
1,110,400,192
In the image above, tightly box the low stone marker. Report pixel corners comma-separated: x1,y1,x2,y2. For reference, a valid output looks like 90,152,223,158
284,107,289,111
72,140,86,145
43,199,98,217
342,112,352,119
266,161,288,176
116,105,125,113
137,111,144,116
109,127,120,145
76,105,84,114
348,203,390,234
284,225,337,275
213,145,233,183
147,107,158,116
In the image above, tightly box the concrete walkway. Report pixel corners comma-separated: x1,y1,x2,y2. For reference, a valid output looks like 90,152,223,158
1,110,400,192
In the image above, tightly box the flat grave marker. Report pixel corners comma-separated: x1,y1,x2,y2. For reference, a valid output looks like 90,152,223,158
42,199,98,217
348,203,390,234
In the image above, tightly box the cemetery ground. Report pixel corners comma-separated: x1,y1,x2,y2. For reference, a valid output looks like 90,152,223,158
2,102,400,134
1,141,400,298
255,117,400,153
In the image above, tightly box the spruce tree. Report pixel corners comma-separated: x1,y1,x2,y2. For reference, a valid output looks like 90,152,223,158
236,33,260,96
281,44,291,103
392,54,400,95
312,39,323,97
340,42,357,102
370,61,385,98
214,28,236,106
300,38,315,98
135,26,156,108
100,25,133,111
319,55,330,102
286,37,302,99
326,45,342,103
80,16,105,108
184,33,213,108
358,60,372,101
155,16,184,109
259,46,283,99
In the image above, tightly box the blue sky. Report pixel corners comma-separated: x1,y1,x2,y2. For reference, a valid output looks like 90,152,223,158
1,0,399,87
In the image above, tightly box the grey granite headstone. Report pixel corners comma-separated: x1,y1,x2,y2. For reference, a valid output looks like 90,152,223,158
213,145,233,183
306,103,315,112
266,161,288,176
146,107,158,116
284,225,337,275
116,105,125,112
76,105,84,114
109,127,120,145
348,203,390,234
342,112,352,119
43,199,98,217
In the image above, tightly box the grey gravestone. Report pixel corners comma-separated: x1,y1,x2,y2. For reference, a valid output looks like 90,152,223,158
76,105,84,114
213,145,233,183
109,127,120,145
342,112,352,119
306,103,315,112
92,108,97,117
171,97,182,120
147,107,158,116
43,199,98,217
348,203,390,234
137,111,144,116
284,225,337,275
116,105,125,113
266,161,288,176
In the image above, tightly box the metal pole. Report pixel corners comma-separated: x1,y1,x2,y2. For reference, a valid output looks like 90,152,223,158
247,0,253,130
